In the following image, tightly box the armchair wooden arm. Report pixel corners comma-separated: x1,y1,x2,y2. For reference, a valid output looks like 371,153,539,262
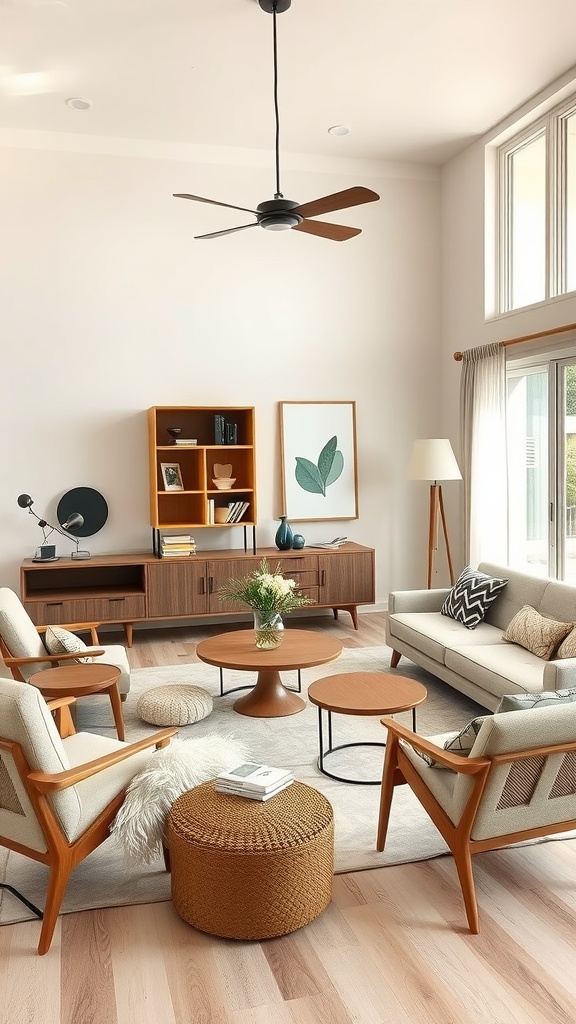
3,649,105,667
26,727,178,792
380,717,491,775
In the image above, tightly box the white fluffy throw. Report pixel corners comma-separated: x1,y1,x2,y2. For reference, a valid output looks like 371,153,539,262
111,733,250,863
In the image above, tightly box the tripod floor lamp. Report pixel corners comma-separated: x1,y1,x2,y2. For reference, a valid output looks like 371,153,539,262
407,438,462,588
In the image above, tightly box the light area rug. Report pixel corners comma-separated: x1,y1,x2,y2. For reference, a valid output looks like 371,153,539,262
0,646,558,927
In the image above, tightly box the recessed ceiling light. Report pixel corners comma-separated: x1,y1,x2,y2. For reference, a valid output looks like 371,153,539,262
328,125,350,137
65,96,92,110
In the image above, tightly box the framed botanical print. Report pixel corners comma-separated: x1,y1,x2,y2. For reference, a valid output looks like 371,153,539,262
279,401,358,521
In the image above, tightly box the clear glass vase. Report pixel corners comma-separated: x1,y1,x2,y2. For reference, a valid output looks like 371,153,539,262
253,609,285,649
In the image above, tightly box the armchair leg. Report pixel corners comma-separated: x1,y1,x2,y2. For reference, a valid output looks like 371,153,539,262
38,859,72,955
390,650,401,669
376,734,399,851
452,844,480,934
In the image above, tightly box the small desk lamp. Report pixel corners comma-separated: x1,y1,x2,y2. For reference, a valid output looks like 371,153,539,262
407,439,462,588
17,494,88,561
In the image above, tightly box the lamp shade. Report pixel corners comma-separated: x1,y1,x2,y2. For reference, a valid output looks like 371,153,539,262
407,439,462,482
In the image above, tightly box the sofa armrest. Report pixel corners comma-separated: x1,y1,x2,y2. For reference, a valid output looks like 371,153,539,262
388,588,450,615
543,658,576,692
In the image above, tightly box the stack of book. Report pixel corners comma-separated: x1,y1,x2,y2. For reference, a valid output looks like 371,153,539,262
171,438,197,446
224,500,250,523
160,534,196,557
215,762,294,801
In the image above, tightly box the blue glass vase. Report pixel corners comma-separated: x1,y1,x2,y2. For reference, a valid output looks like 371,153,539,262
275,515,293,551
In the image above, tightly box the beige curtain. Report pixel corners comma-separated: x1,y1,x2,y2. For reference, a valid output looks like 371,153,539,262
460,343,507,566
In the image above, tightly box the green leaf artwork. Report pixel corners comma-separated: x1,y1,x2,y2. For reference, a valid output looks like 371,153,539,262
295,435,344,496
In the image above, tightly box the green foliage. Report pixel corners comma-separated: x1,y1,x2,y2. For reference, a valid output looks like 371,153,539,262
295,436,344,496
566,434,576,507
218,558,312,616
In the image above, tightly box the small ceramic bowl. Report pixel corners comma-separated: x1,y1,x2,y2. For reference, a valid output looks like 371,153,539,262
212,478,236,490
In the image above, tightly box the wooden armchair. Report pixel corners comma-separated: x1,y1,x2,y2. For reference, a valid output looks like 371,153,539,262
0,586,131,696
377,702,576,933
0,677,177,954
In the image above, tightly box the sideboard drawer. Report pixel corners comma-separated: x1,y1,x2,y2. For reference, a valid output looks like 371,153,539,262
26,600,88,626
83,595,146,622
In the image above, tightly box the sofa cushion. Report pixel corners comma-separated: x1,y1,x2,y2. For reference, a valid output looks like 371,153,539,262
441,566,508,630
502,605,571,660
445,644,546,699
555,627,576,660
388,612,504,664
496,688,576,712
478,563,548,630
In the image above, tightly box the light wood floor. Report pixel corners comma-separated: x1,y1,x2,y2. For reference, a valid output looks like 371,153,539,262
2,611,576,1024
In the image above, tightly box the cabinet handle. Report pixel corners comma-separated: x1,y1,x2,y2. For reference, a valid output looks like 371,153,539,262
321,569,326,586
200,577,206,594
209,576,214,594
108,597,126,603
47,601,63,607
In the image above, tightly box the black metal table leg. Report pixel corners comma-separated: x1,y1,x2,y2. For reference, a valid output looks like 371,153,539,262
0,884,43,919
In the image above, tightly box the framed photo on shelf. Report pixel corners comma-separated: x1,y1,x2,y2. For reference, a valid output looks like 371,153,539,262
279,401,358,521
160,463,184,491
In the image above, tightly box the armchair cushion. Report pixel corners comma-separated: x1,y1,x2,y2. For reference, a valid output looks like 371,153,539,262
44,626,91,664
441,566,508,630
0,587,47,678
413,715,489,769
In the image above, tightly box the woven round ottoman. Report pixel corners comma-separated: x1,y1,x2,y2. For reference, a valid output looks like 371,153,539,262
136,684,213,726
167,779,334,939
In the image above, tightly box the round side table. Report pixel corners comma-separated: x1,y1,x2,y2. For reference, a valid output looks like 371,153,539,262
307,671,427,785
29,663,124,740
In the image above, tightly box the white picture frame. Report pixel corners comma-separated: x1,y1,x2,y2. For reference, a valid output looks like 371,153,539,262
279,401,358,521
160,463,184,491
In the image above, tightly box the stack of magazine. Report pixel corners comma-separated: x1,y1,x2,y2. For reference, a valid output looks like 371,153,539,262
215,762,294,801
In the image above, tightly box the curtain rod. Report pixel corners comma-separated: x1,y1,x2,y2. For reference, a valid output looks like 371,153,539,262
453,321,576,361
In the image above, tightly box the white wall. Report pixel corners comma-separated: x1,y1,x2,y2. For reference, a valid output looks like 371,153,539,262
1,136,442,605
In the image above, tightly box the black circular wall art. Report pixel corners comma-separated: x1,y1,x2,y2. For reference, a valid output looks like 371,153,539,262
56,487,108,538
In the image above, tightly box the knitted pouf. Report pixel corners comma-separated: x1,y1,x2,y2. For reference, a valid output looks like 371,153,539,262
167,779,334,939
136,684,213,727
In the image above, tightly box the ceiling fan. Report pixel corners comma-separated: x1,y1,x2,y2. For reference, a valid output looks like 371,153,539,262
173,0,380,241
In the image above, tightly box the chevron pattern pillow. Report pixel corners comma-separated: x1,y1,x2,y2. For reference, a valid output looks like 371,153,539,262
441,565,508,629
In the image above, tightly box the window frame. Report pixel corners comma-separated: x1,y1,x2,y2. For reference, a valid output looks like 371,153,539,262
496,93,576,316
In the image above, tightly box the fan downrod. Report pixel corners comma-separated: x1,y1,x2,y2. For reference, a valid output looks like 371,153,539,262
258,1,291,13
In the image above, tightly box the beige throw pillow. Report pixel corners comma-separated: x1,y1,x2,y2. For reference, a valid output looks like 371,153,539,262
555,626,576,660
44,626,92,664
502,605,572,660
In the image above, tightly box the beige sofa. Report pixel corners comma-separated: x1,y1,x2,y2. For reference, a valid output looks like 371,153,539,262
386,562,576,711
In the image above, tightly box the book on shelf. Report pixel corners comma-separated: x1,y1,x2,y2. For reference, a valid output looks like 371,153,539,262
171,439,197,445
162,535,194,544
214,414,225,445
224,500,249,523
207,498,215,524
216,762,293,792
215,778,293,801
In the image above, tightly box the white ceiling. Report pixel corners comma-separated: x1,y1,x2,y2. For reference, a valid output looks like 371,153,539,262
1,0,576,165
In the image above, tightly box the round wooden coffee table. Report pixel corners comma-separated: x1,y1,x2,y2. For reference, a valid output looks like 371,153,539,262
30,663,125,740
196,629,343,718
307,671,427,784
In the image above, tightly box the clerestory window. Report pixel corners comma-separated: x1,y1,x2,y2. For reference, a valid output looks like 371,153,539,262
495,95,576,315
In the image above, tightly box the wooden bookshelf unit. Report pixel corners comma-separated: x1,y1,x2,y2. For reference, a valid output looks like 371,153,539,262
20,543,375,645
148,405,257,553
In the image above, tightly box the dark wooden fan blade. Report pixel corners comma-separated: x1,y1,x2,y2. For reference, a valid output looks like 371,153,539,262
295,187,379,219
194,223,259,240
174,194,258,216
293,220,361,241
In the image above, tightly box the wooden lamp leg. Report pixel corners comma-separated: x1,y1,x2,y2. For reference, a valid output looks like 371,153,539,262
437,484,456,585
427,484,439,589
427,483,456,588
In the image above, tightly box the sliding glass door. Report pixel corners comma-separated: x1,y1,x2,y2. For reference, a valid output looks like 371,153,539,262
506,355,576,581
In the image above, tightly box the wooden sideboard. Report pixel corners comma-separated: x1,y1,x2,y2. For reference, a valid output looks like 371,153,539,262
20,543,375,646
